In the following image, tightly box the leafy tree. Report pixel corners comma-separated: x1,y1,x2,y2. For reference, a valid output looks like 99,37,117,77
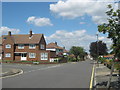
70,46,86,61
98,4,120,59
98,4,120,88
89,41,108,58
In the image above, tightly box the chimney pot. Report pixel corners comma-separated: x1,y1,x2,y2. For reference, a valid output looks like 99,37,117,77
29,30,32,37
55,42,57,45
8,31,11,36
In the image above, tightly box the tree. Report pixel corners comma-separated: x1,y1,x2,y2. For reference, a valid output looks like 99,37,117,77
98,4,120,88
89,41,108,59
70,46,85,61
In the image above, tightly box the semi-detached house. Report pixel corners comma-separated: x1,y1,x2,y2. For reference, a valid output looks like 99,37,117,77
2,30,55,62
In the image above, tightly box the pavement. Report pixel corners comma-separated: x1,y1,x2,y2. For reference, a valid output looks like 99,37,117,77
0,67,23,78
94,63,120,89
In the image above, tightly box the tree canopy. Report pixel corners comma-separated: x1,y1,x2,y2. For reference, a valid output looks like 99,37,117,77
70,46,86,61
89,41,108,58
98,4,120,88
98,4,120,59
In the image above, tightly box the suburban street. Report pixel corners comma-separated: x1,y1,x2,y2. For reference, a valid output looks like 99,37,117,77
2,60,93,88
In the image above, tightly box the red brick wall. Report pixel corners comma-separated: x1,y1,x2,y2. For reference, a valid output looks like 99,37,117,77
2,35,50,62
2,36,14,60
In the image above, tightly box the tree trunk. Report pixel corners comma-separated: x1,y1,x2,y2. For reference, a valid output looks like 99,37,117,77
107,57,115,89
75,56,78,62
118,68,120,83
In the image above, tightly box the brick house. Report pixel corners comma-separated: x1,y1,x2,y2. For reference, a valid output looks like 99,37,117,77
2,31,55,62
46,42,64,56
0,37,2,60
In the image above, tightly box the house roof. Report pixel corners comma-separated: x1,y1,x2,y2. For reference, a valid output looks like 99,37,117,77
63,49,69,53
2,34,43,44
46,42,64,50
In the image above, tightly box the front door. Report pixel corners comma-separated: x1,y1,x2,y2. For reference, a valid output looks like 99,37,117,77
21,53,27,60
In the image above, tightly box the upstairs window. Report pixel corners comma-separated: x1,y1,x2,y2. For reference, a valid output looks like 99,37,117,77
40,44,45,49
18,44,24,49
29,44,36,49
5,44,11,48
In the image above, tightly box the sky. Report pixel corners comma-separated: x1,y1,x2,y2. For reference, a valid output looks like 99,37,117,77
1,0,118,52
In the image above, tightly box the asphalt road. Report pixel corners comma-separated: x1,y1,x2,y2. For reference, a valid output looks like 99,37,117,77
2,60,93,88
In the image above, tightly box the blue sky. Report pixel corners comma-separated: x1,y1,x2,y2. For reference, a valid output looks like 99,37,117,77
2,2,97,35
2,1,115,51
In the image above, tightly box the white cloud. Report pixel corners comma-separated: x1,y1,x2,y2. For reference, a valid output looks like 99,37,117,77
80,22,86,25
46,29,112,52
50,0,117,24
0,26,20,36
27,16,53,27
46,30,95,51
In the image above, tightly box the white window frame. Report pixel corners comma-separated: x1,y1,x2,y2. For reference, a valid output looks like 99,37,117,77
40,44,45,49
18,44,24,49
29,53,36,58
5,53,11,57
5,44,11,48
41,53,48,60
29,44,36,49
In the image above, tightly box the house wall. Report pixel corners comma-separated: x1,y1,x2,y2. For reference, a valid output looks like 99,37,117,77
2,35,51,62
2,36,14,60
56,48,63,55
49,51,56,58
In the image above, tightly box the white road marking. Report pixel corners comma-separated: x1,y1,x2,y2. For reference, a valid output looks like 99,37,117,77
0,70,23,79
24,65,62,74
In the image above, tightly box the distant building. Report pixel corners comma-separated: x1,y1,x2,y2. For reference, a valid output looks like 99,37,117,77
2,30,56,62
0,37,2,60
46,42,64,56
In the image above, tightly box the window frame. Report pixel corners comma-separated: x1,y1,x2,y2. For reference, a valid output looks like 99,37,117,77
29,53,36,58
5,53,11,57
41,53,48,60
40,44,45,49
18,44,24,49
29,44,36,49
5,44,11,48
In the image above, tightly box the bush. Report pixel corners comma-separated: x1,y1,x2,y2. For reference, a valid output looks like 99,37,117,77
114,62,120,70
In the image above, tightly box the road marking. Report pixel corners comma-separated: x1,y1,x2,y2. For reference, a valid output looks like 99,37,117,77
24,65,62,74
0,70,23,79
89,64,95,90
1,64,62,79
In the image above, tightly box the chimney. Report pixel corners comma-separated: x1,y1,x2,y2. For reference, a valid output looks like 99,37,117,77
55,42,57,45
29,30,32,37
8,31,11,36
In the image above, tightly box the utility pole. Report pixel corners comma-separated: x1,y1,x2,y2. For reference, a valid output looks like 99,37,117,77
96,32,99,66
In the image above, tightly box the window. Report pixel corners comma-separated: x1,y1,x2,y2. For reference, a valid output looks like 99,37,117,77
40,44,45,49
18,44,24,49
41,53,48,60
29,53,36,58
5,53,11,57
29,44,36,49
5,44,11,48
3,37,7,39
